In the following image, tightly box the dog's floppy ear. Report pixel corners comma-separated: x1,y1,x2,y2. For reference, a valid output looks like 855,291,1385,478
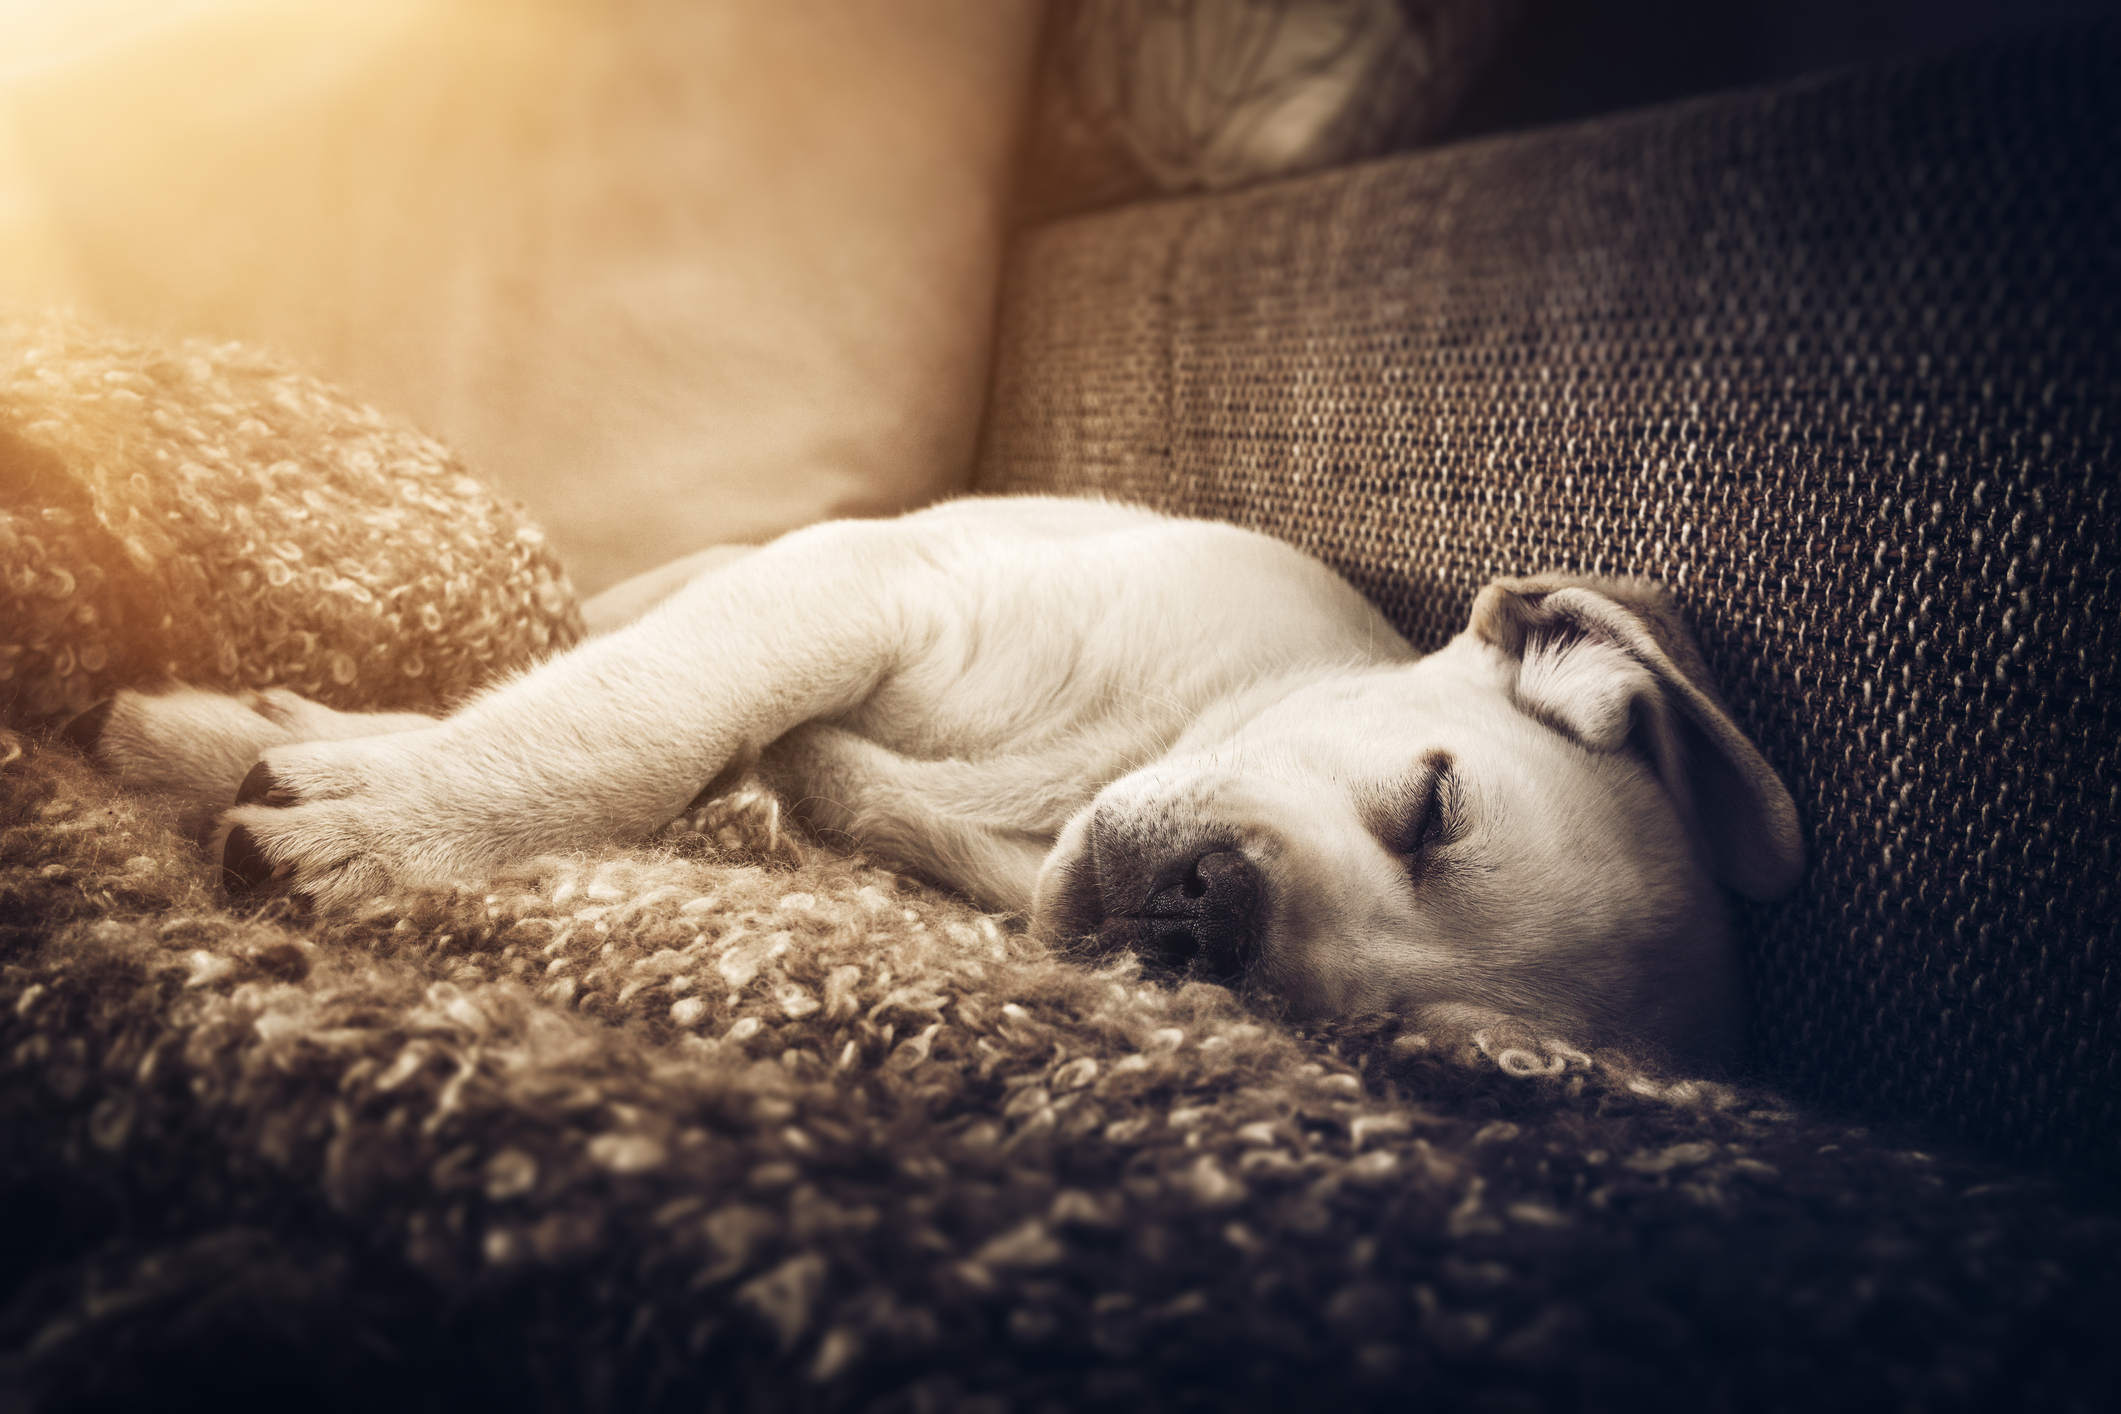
1468,574,1803,900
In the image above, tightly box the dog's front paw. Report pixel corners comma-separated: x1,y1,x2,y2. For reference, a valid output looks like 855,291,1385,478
216,732,494,910
67,688,297,799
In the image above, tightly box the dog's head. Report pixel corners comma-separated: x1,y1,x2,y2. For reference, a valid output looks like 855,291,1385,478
1032,575,1802,1064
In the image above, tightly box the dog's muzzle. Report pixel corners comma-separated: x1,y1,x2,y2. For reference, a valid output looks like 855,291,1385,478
1089,846,1263,982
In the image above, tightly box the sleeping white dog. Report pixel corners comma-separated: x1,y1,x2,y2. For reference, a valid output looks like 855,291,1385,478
73,496,1802,1061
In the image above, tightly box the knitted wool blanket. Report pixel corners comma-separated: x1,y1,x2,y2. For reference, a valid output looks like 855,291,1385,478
3,327,2117,1412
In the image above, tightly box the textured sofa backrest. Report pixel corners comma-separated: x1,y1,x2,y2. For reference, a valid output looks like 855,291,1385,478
976,24,2119,1174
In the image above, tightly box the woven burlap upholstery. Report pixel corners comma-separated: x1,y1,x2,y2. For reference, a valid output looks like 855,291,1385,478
978,24,2119,1173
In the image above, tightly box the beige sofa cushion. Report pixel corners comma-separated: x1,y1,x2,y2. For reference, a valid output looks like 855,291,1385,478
0,0,1042,594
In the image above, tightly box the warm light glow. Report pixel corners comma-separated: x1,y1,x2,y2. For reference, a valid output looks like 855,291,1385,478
0,0,551,311
0,0,1045,594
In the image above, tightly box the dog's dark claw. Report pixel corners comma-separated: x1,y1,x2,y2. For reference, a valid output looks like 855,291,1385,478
237,760,288,806
221,824,276,896
62,699,115,759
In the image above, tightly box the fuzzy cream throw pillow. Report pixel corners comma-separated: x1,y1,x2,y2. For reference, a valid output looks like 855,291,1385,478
1,318,580,731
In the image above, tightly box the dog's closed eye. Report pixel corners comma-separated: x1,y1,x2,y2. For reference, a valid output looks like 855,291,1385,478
1377,750,1460,870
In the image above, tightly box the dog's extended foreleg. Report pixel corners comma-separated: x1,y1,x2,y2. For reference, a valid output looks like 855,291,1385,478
216,519,936,908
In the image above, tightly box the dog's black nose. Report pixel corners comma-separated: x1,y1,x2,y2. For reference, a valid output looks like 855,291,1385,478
1099,848,1262,981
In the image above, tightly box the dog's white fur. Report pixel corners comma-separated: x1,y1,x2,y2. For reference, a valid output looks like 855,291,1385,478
85,496,1802,1060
